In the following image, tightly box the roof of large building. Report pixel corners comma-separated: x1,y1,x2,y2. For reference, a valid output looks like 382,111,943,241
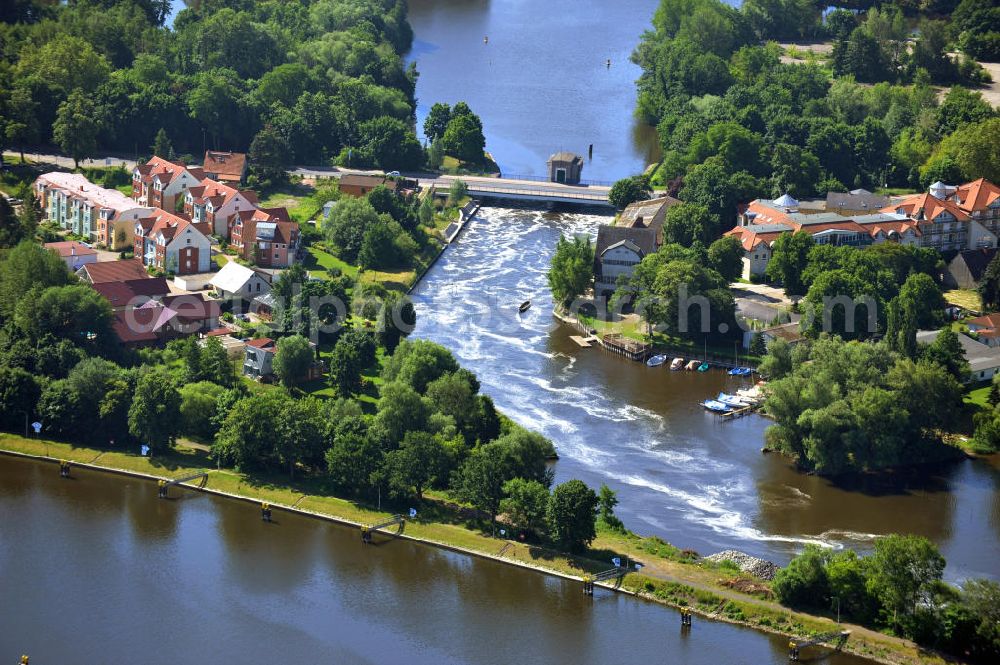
36,172,140,214
44,241,97,258
916,329,1000,374
78,258,149,284
137,156,203,186
826,190,890,211
595,225,657,259
618,195,681,239
91,277,171,308
882,192,970,223
202,151,247,180
137,209,206,244
955,178,1000,214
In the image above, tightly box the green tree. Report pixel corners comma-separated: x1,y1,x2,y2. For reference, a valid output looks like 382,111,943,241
5,86,40,164
663,202,718,246
0,366,41,433
453,441,514,526
325,196,383,262
448,179,468,203
0,198,30,249
766,232,814,295
371,380,430,446
53,89,102,169
597,484,624,532
14,284,113,352
825,550,877,624
924,118,1000,184
325,418,383,497
707,235,744,283
273,334,314,387
608,175,651,210
418,193,435,225
548,479,599,553
377,290,416,352
423,102,452,142
249,123,292,184
441,112,486,164
499,478,550,537
179,380,226,441
199,336,233,387
923,327,969,382
151,127,172,158
867,534,945,628
384,430,450,500
128,368,181,453
547,234,594,307
772,545,830,609
749,332,767,358
979,252,1000,312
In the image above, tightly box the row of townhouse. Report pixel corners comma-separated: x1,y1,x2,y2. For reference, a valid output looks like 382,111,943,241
34,172,153,250
725,179,1000,280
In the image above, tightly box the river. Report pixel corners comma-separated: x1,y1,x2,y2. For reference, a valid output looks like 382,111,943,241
0,455,871,664
409,206,1000,583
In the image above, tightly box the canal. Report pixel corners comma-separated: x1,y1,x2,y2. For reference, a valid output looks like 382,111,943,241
410,206,1000,583
0,455,871,664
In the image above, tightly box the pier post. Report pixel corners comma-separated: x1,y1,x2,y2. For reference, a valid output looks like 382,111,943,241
59,460,70,478
582,576,594,595
788,641,798,661
261,502,272,522
361,527,372,544
157,479,167,499
680,610,692,627
21,656,29,665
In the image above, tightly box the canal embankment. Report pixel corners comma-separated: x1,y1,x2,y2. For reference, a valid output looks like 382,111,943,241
0,434,952,665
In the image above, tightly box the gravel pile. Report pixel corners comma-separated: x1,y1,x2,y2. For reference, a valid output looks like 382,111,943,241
704,550,779,581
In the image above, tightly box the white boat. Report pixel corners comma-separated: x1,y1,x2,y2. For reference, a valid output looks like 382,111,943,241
701,399,732,413
670,357,684,370
717,392,750,408
647,354,667,367
685,360,700,371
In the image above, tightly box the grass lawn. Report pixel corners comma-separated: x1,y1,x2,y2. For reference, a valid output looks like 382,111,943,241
945,289,982,312
303,246,359,279
260,183,325,224
964,384,992,408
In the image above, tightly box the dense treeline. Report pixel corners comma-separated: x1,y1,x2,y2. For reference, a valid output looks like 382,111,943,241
0,238,606,553
630,0,998,239
775,535,1000,663
760,333,969,474
0,0,425,170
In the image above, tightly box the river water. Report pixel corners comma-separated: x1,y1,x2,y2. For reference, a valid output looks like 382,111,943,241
410,207,1000,583
406,0,663,180
0,455,872,664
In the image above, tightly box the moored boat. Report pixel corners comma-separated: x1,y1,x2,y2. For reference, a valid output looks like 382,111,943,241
647,354,667,367
518,300,531,313
670,357,684,370
697,362,710,372
685,360,700,371
701,399,732,413
717,392,750,408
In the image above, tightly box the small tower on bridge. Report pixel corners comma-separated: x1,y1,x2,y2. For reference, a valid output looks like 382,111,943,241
547,152,583,184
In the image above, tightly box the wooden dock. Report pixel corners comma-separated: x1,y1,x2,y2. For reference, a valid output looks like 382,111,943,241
569,335,597,348
599,333,651,361
719,404,757,420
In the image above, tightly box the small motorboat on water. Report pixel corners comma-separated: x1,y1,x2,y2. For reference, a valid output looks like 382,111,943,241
701,399,732,413
717,392,750,408
518,300,531,313
647,354,668,367
685,360,700,371
670,357,684,370
697,362,710,372
728,366,752,376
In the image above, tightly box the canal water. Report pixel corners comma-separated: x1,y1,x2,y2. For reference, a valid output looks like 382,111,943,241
0,455,871,664
410,207,1000,583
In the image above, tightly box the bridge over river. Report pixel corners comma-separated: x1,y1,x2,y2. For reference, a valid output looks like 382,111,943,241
289,166,614,207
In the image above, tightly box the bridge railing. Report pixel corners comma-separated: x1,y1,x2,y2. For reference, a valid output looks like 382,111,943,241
498,173,616,187
467,184,610,202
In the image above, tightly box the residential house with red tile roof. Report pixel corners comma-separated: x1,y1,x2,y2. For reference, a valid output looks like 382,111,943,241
228,207,299,268
77,258,150,284
131,156,205,214
880,189,992,252
184,177,259,237
954,178,1000,238
112,294,220,347
202,151,247,184
44,241,97,271
133,210,213,275
968,313,1000,348
91,277,171,311
35,172,153,250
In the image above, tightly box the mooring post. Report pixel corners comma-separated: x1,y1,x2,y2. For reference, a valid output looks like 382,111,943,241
788,641,798,661
261,502,271,522
157,479,167,499
361,527,371,544
680,610,692,627
582,576,594,596
59,460,70,478
21,655,29,665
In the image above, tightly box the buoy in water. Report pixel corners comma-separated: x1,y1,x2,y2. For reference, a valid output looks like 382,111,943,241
484,35,489,44
606,59,611,68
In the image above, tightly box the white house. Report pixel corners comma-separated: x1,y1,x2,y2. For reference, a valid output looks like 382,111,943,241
185,177,260,237
593,226,658,296
132,156,205,213
133,210,212,275
209,260,271,302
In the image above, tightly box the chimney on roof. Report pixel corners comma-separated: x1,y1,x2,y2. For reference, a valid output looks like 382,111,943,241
71,245,76,256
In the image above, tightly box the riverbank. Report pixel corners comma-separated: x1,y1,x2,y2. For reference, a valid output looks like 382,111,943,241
0,434,951,665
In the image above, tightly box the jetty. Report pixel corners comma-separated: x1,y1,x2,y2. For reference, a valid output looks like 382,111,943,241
599,333,651,361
